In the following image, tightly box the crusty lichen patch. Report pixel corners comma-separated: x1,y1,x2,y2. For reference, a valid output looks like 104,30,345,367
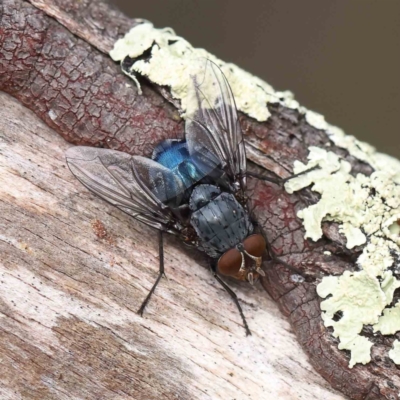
110,24,400,183
110,22,336,130
389,340,400,364
111,22,282,121
286,147,400,367
305,112,400,182
316,271,384,367
374,302,400,335
111,23,400,367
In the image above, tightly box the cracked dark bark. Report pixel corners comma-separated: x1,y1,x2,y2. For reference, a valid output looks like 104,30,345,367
1,1,399,399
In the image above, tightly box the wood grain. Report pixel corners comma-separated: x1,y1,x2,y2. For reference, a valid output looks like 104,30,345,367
0,92,345,399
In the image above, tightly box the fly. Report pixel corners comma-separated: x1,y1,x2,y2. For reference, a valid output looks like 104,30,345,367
66,60,314,335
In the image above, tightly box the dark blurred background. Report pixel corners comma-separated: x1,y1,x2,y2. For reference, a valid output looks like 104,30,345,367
113,0,400,158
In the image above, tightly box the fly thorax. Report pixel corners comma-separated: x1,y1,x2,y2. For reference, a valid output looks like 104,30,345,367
189,186,253,258
189,184,221,211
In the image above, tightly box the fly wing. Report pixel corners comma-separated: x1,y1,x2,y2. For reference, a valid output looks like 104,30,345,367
66,146,184,234
185,60,247,191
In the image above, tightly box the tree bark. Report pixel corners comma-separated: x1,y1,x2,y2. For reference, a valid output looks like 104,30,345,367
0,89,345,399
1,1,398,399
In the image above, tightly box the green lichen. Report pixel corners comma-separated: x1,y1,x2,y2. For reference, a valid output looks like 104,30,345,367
380,271,400,305
317,271,385,367
305,112,400,181
287,147,400,367
285,148,370,244
340,224,366,249
373,302,400,335
110,22,288,121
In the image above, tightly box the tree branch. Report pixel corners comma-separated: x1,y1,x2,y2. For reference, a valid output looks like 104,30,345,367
1,1,399,399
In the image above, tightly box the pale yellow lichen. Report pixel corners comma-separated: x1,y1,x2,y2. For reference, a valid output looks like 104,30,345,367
317,270,386,367
285,146,400,367
357,238,395,278
380,272,400,305
110,22,289,121
383,214,400,247
285,149,370,244
389,340,400,364
341,336,373,368
340,223,366,250
388,217,400,236
304,112,400,180
374,302,400,335
371,153,400,184
288,147,400,367
286,148,400,251
110,23,400,177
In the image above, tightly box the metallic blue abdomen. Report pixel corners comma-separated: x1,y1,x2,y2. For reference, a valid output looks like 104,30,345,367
152,139,206,191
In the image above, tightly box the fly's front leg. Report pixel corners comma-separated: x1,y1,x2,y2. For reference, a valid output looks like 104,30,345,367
138,230,166,316
214,274,252,336
208,260,251,336
251,221,305,278
247,165,318,185
264,234,305,278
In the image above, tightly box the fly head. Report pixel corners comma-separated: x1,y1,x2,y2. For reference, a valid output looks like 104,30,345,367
217,234,266,284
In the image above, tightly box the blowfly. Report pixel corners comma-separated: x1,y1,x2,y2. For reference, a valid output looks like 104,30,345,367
66,61,313,335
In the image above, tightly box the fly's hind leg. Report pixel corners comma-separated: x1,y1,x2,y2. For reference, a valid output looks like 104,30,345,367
209,261,251,336
247,165,318,185
138,230,167,316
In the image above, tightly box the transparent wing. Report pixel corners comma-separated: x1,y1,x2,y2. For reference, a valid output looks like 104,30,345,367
185,60,247,191
66,146,184,234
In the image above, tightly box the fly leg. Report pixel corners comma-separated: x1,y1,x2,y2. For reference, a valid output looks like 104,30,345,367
210,265,251,336
247,166,317,278
247,165,318,185
138,230,166,316
252,221,305,278
264,234,305,278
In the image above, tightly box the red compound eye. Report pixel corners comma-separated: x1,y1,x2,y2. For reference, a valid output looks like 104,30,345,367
243,234,266,257
217,248,242,276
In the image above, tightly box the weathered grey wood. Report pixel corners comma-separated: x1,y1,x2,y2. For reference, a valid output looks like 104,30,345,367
0,92,345,399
